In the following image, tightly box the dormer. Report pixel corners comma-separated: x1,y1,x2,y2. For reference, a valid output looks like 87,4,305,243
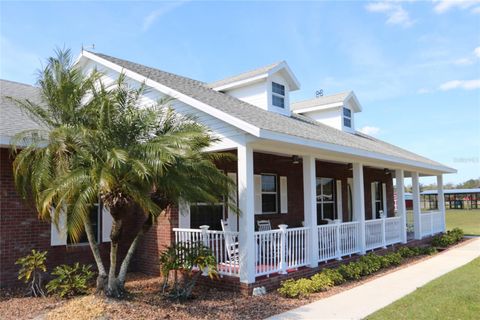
208,61,300,116
291,91,362,133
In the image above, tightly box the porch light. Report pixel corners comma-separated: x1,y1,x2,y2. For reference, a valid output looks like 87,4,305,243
347,163,353,170
292,155,301,164
384,168,390,175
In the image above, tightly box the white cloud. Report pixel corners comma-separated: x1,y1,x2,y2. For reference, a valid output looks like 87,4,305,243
453,57,473,65
359,126,381,136
433,0,480,14
439,79,480,91
475,46,480,58
417,88,432,94
143,1,188,31
365,1,414,27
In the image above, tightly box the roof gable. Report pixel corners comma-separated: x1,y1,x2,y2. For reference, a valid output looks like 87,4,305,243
292,91,362,113
207,60,300,91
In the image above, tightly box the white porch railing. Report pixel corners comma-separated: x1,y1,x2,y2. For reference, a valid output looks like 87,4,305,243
173,217,406,279
421,211,443,237
385,217,402,245
365,220,383,250
173,227,240,277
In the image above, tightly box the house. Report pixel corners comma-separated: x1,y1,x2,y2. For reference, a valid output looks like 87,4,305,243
0,51,455,292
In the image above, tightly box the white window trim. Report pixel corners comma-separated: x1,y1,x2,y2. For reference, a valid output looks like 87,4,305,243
343,107,352,128
260,173,279,214
317,177,337,220
371,182,384,220
272,82,285,109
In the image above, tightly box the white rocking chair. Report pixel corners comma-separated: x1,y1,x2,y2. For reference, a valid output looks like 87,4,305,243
221,219,239,265
257,220,272,231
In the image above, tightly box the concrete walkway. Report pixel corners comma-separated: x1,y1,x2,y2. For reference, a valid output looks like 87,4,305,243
268,238,480,320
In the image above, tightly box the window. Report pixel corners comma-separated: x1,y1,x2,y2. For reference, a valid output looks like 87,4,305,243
372,182,383,219
316,177,336,223
67,204,100,245
343,107,352,128
190,203,224,231
261,174,278,213
272,82,285,108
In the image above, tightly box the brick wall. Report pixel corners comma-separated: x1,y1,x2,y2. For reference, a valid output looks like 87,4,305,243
0,148,137,288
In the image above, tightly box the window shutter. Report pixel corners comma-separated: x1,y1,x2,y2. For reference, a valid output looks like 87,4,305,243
382,183,387,217
102,206,113,242
371,182,376,219
50,209,67,246
280,176,288,214
336,180,343,221
254,174,262,214
178,199,190,228
227,172,238,231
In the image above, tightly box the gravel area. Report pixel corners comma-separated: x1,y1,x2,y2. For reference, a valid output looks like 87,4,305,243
1,240,471,320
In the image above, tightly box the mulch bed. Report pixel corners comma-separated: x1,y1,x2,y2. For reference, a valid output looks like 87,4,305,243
0,239,473,320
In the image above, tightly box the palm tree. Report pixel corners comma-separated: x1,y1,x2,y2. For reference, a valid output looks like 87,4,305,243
11,49,234,297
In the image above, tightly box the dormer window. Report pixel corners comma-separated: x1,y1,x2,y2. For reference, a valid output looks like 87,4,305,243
343,107,352,128
272,82,285,108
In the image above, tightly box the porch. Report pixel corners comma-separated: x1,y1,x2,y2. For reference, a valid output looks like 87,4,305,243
173,210,443,279
174,143,447,284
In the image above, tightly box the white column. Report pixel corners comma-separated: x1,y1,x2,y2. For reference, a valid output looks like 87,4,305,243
303,155,319,268
395,169,408,244
237,143,255,283
352,163,366,254
412,172,422,239
437,174,446,232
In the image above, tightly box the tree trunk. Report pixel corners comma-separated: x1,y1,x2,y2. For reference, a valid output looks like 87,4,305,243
83,215,107,292
106,218,123,298
117,217,153,288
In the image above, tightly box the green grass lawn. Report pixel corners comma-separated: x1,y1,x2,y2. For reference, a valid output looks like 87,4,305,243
406,209,480,236
446,209,480,236
367,257,480,320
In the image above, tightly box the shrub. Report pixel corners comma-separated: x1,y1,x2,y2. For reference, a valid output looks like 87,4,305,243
397,247,416,258
432,228,464,248
159,242,218,300
46,263,94,298
15,250,48,297
419,246,437,255
310,273,333,292
338,262,363,280
384,253,403,266
359,254,382,275
321,268,345,285
278,278,313,298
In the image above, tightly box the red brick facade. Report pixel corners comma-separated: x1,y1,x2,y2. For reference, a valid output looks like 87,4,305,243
0,148,396,289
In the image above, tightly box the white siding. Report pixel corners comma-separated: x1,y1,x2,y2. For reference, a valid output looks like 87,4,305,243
80,59,244,144
268,73,291,116
224,81,268,110
304,108,343,130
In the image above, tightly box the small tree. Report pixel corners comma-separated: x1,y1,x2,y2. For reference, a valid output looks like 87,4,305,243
159,242,218,300
15,249,47,297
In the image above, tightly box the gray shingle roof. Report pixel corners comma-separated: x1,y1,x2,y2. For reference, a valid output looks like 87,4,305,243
0,79,43,142
206,61,283,89
89,52,451,171
291,91,351,111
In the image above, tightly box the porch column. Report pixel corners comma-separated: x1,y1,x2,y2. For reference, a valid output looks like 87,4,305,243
237,142,255,283
437,174,446,232
412,172,422,239
303,155,319,268
395,169,408,244
352,163,366,254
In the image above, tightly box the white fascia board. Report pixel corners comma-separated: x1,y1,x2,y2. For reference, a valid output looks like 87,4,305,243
269,62,301,91
346,92,362,112
211,74,268,91
80,52,261,138
292,102,343,114
257,129,456,174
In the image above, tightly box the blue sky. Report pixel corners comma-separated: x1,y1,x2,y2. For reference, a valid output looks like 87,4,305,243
1,1,479,184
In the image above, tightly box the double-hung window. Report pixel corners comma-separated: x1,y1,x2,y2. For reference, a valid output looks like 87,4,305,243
316,177,336,222
272,82,285,108
190,202,225,231
343,107,352,128
261,174,278,213
372,181,384,219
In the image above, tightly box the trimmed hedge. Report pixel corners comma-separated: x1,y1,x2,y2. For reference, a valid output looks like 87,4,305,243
279,245,438,298
431,228,464,248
